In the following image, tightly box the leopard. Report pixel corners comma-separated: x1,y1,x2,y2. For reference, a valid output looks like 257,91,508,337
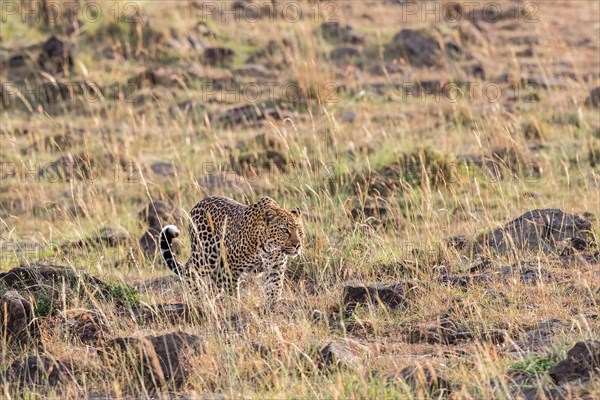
159,196,304,304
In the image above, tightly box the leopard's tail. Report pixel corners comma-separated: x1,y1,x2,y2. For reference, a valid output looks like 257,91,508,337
160,225,185,276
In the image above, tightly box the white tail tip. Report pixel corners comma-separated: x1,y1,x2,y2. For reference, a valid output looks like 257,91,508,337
162,225,180,236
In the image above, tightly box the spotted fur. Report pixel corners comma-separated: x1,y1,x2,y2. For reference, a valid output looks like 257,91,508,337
160,196,303,303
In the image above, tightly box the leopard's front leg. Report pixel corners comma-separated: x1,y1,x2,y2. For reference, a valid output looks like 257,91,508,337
264,254,288,304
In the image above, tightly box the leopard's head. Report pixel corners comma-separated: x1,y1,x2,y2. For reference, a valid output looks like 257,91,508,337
258,198,304,257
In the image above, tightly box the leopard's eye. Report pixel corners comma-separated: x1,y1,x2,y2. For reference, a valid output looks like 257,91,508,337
281,227,290,234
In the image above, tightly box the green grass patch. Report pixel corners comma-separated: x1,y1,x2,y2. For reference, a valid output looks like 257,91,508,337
510,356,556,373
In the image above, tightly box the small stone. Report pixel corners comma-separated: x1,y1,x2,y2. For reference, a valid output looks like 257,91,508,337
586,87,600,108
204,47,235,66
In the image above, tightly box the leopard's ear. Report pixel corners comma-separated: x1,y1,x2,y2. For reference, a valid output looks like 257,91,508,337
265,210,275,224
290,207,301,217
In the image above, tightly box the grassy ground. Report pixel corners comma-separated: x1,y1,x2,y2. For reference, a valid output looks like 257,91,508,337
1,0,599,398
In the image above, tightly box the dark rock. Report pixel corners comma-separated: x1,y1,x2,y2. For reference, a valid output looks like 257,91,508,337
490,147,540,178
498,263,553,285
100,332,203,390
38,36,73,75
93,226,130,247
138,201,180,228
38,153,97,181
464,64,486,80
482,289,510,306
130,67,186,88
137,201,183,259
8,53,30,68
549,341,600,384
342,282,411,313
203,47,235,66
0,263,106,292
349,198,389,222
466,5,526,27
231,0,272,19
524,121,545,141
321,21,344,40
68,312,109,345
586,87,600,108
385,29,441,67
510,319,567,354
61,226,130,249
501,368,594,399
10,355,73,388
252,132,285,152
505,370,540,386
0,290,36,344
251,342,271,358
516,47,534,58
447,235,469,250
237,149,288,173
438,273,492,290
399,365,453,397
139,229,161,260
341,111,356,123
508,385,570,400
215,101,290,127
479,329,509,344
330,46,361,64
445,41,465,60
0,263,132,310
406,316,473,345
472,65,486,80
474,209,594,256
321,21,365,45
6,53,38,81
313,339,369,371
469,258,493,272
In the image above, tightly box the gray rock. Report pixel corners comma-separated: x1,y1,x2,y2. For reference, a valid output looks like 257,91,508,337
549,341,600,384
399,365,453,398
0,290,36,344
9,355,73,389
313,339,370,371
342,282,412,313
204,47,235,66
510,319,567,354
100,332,203,390
330,46,361,64
586,87,600,108
474,209,594,256
385,29,441,67
38,36,73,75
